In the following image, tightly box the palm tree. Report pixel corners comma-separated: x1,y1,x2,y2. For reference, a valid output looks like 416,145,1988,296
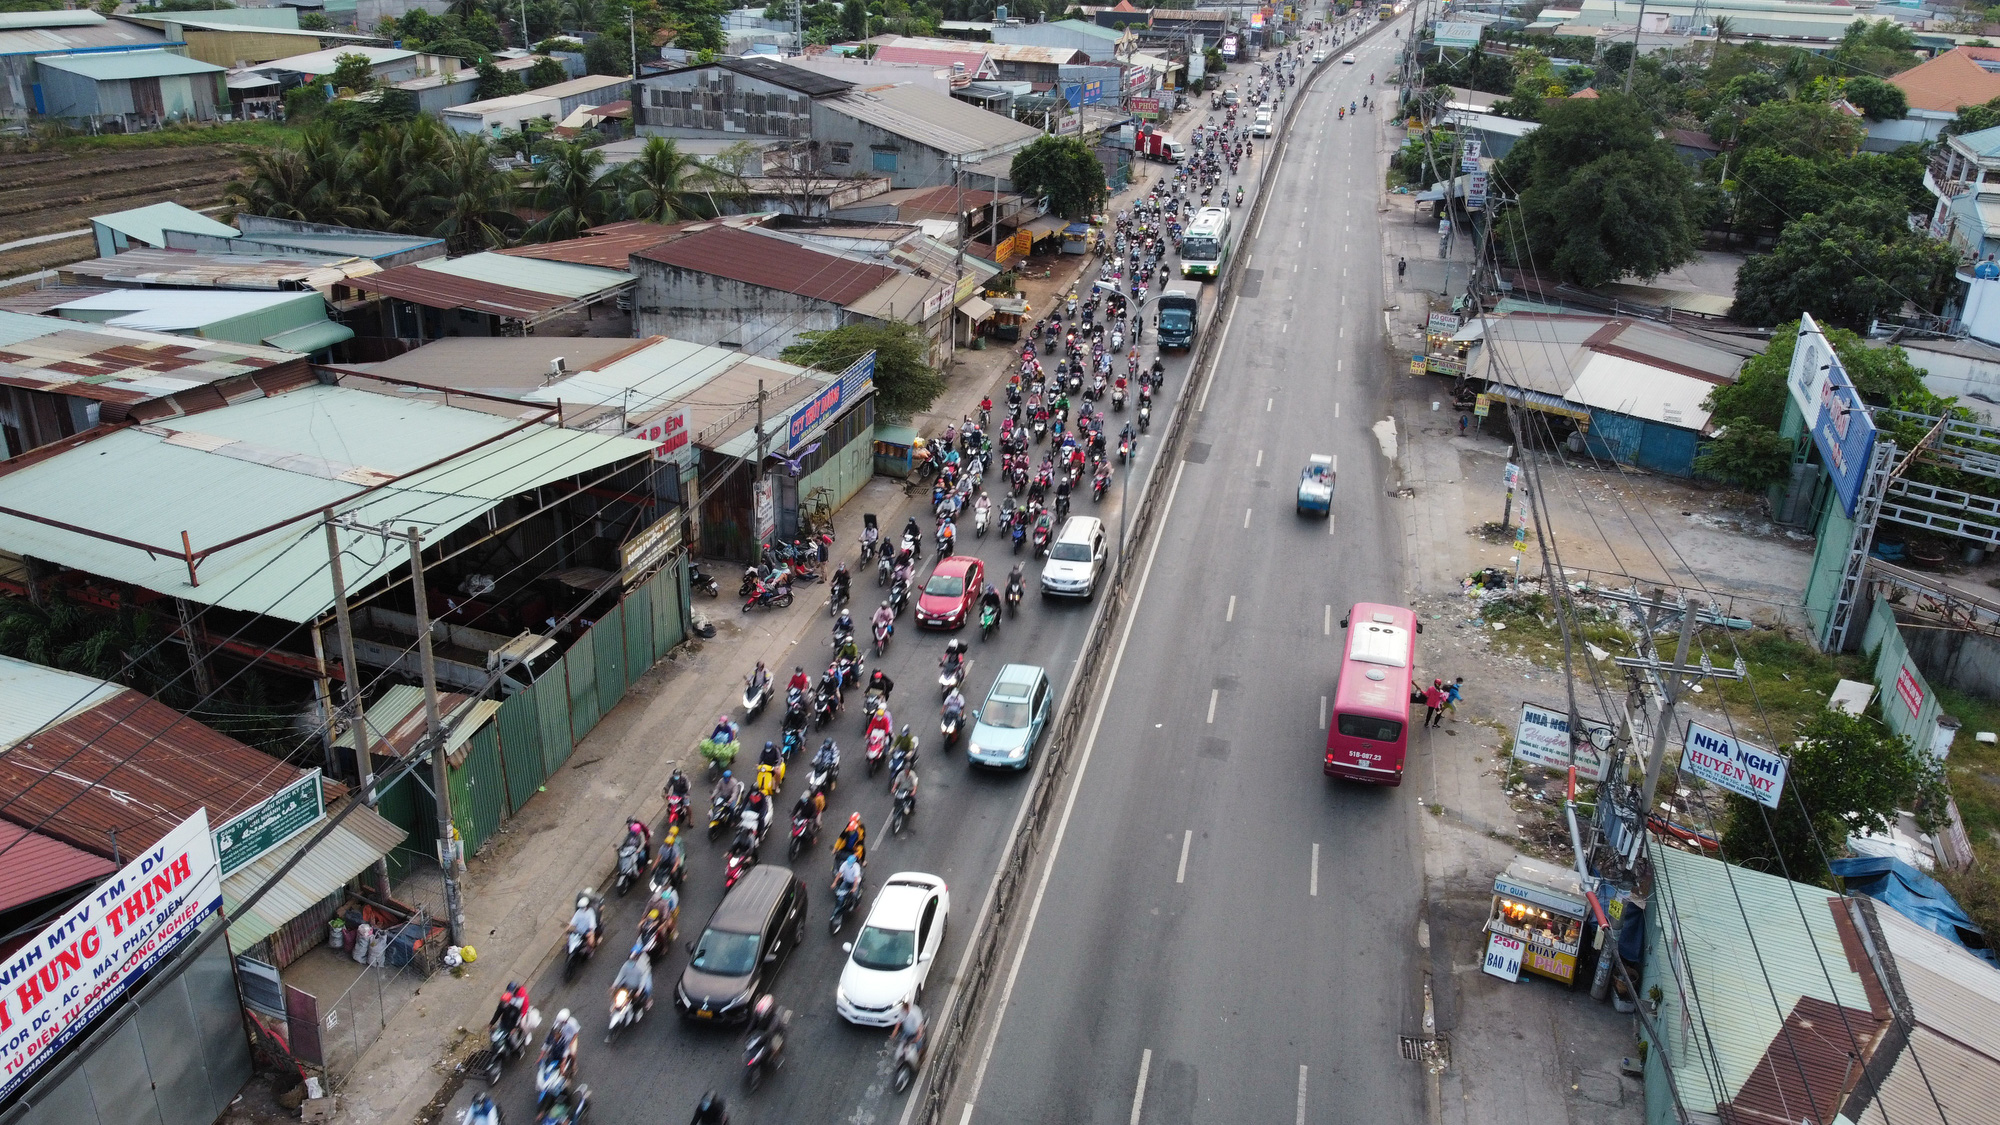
617,136,740,223
523,140,620,241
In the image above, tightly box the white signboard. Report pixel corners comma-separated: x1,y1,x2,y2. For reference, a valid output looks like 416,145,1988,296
1460,138,1481,171
1682,721,1788,808
1513,702,1609,781
628,408,693,469
1483,930,1525,981
0,810,221,1101
1787,312,1831,433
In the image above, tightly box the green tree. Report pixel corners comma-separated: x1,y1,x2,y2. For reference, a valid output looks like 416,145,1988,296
1736,98,1865,162
1009,135,1108,220
782,322,944,420
524,140,621,241
476,60,526,99
431,37,499,65
526,55,570,87
841,0,867,38
1831,17,1921,79
299,11,333,29
1944,94,2000,138
463,6,506,48
1844,76,1908,121
327,51,378,94
617,135,739,221
1721,707,1947,887
1693,423,1797,488
584,34,630,75
1497,93,1704,287
1731,197,1961,330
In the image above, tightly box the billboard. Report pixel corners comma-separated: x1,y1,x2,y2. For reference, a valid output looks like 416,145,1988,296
213,770,322,877
1682,721,1787,808
628,408,693,469
1434,20,1482,47
1222,35,1238,59
1513,702,1609,781
1788,313,1876,517
0,810,222,1102
784,351,875,452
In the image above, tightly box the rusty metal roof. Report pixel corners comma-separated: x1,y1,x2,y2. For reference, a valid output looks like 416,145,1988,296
0,822,116,914
634,225,898,305
348,264,577,319
0,310,302,408
500,219,704,270
0,687,307,861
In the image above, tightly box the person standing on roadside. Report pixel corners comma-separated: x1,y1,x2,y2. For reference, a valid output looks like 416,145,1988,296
1443,676,1463,722
1423,679,1446,728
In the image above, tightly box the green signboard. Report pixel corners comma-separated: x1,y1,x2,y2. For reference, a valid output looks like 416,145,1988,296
214,769,324,876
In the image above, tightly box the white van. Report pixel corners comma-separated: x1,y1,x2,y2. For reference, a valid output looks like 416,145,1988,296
1040,516,1108,598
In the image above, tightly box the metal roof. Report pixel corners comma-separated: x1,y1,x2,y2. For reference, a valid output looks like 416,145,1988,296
54,289,319,332
872,43,994,74
221,801,404,949
338,336,640,395
253,44,419,74
1047,18,1125,41
820,81,1041,159
0,10,107,30
37,48,220,80
0,23,171,59
875,35,1083,66
499,219,689,269
0,822,117,916
261,319,354,354
519,335,762,409
61,247,377,292
91,202,238,247
1649,843,1879,1120
0,383,652,622
845,271,947,321
1874,902,2000,1059
416,252,635,297
0,686,307,861
0,287,115,316
350,253,631,320
635,225,899,305
334,683,499,766
0,655,124,752
0,311,304,406
708,55,852,97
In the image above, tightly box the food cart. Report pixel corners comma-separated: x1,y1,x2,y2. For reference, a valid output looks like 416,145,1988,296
988,296,1029,343
873,424,918,478
1484,854,1592,987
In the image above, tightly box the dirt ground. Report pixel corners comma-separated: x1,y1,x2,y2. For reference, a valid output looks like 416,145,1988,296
0,146,248,280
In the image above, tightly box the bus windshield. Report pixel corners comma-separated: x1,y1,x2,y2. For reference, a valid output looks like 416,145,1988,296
1183,237,1222,261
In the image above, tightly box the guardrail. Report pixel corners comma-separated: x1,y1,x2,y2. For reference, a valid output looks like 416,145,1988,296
913,31,1364,1123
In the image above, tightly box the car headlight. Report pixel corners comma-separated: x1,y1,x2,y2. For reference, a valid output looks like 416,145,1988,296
968,742,982,757
724,989,753,1011
836,986,849,1007
1009,745,1026,759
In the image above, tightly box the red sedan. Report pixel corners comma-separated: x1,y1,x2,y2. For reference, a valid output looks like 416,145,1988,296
914,556,984,629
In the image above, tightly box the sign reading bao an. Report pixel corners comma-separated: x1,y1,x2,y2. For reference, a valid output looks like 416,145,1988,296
0,810,222,1101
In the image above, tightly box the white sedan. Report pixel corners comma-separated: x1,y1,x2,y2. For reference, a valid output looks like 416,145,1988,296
835,872,950,1026
1312,50,1327,62
1343,53,1357,64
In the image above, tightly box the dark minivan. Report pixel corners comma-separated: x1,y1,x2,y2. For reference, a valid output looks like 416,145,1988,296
676,864,807,1024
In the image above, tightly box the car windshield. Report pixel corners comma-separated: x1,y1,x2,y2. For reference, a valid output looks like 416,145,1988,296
983,698,1033,727
851,925,917,971
924,574,964,598
690,928,760,976
1050,541,1092,562
1182,238,1220,260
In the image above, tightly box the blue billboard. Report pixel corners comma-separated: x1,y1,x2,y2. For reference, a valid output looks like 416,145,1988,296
1787,314,1876,517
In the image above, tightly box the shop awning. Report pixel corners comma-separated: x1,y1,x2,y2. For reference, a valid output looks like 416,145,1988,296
959,295,996,322
221,803,406,950
262,319,355,354
1414,189,1446,202
1018,215,1067,239
1492,385,1592,426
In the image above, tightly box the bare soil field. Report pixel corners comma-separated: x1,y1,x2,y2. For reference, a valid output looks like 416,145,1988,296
0,145,250,281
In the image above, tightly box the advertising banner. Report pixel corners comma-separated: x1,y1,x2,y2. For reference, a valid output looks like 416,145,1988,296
1513,702,1609,781
0,810,221,1102
1427,312,1462,335
786,380,844,451
1459,138,1481,171
1482,931,1524,981
1222,35,1238,58
213,771,322,877
1434,20,1483,47
1812,354,1877,517
1681,721,1787,808
1467,170,1488,210
1787,313,1831,432
628,407,693,468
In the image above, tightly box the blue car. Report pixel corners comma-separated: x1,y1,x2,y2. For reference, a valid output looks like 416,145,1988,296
968,664,1053,770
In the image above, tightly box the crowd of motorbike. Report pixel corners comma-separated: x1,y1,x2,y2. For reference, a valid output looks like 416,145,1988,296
457,15,1384,1123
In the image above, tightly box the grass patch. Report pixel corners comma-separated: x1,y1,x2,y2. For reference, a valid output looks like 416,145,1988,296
1479,593,1635,685
1709,628,1871,746
1935,683,2000,850
27,121,297,154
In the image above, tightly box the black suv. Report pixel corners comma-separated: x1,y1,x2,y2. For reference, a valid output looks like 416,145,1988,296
676,865,807,1024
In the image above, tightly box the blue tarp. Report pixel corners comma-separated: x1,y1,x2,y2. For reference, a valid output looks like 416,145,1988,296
1830,856,1998,966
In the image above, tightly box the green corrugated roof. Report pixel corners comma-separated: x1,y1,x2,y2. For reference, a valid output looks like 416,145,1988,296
262,318,355,354
0,655,123,752
38,49,222,80
0,384,652,623
416,252,634,298
91,200,238,245
221,801,404,949
1049,18,1125,40
0,309,67,348
1645,842,1875,1116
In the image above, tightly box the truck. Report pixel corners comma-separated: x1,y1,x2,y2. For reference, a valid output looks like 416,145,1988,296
1156,291,1199,351
1134,129,1185,163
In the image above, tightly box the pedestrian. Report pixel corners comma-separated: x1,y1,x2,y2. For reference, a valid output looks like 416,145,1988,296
1444,676,1464,721
1423,679,1446,728
1458,413,1469,436
1397,256,1407,279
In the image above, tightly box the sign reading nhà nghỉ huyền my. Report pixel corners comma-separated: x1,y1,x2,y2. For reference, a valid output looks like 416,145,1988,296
1681,720,1788,808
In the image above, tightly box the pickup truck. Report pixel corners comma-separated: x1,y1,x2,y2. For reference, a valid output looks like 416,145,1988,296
1156,291,1199,351
1134,130,1185,163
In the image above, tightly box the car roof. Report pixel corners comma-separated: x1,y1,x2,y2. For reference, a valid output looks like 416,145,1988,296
933,556,979,577
866,873,943,928
989,663,1044,698
707,864,791,932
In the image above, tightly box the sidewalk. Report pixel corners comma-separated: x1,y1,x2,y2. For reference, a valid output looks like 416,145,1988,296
335,133,1201,1125
1375,100,1647,1125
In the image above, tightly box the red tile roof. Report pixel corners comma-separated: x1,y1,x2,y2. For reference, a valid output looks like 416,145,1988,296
634,225,899,305
1891,46,2000,115
0,823,116,914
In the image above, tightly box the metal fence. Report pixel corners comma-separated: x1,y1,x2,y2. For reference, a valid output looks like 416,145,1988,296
307,866,447,1085
913,46,1345,1124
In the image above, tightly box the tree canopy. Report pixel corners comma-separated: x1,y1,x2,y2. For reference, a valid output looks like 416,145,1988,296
1731,197,1961,330
781,323,944,421
1009,135,1108,221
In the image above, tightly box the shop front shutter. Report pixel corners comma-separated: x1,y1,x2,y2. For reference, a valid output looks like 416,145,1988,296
496,689,545,813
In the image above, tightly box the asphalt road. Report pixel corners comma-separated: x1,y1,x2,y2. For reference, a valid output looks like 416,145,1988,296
953,29,1429,1125
452,137,1233,1125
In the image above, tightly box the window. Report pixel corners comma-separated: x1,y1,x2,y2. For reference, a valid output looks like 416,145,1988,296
829,142,853,165
873,150,899,173
918,899,939,948
1337,714,1404,743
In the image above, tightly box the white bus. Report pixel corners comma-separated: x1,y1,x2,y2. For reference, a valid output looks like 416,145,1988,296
1181,207,1232,280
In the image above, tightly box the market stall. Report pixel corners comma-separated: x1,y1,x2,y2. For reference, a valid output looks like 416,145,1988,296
1484,854,1592,987
873,424,918,478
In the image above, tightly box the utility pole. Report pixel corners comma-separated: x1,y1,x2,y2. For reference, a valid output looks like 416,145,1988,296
405,527,465,946
1624,0,1647,96
753,380,770,559
1596,586,1746,825
629,5,638,81
324,512,389,896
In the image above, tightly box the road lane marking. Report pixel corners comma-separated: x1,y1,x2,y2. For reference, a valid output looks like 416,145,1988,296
959,458,1187,1121
1130,1050,1152,1125
1311,845,1320,896
1329,514,1338,535
1177,831,1192,883
1199,297,1239,412
1243,507,1253,527
1338,326,1344,337
1256,449,1264,467
1266,397,1274,411
1206,688,1219,723
1335,399,1340,413
1324,605,1331,634
1227,595,1237,621
1282,323,1288,333
1298,1065,1310,1124
1320,695,1327,730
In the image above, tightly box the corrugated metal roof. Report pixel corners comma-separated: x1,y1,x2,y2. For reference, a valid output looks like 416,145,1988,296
0,312,304,405
872,44,994,74
55,289,317,332
335,683,497,766
0,686,306,860
348,264,569,319
0,24,171,58
519,335,762,408
0,822,117,915
417,252,634,297
90,202,238,246
876,34,1082,66
38,48,220,79
0,655,124,752
1872,1024,1996,1125
0,287,115,316
820,82,1041,158
0,383,652,622
61,247,377,292
709,55,854,97
261,318,353,354
499,219,688,269
0,10,106,29
635,225,898,305
1649,843,1880,1119
254,45,417,74
845,272,948,321
221,801,404,949
1874,903,2000,1056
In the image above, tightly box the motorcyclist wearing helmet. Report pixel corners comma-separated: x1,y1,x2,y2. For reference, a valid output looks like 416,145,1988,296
489,981,530,1050
871,600,895,639
612,941,653,1010
833,849,864,903
542,1007,581,1077
664,767,690,803
690,1090,729,1125
657,825,685,885
891,763,919,810
747,993,791,1056
567,890,601,955
940,639,968,678
715,770,746,816
759,738,782,772
788,665,810,694
830,563,851,606
834,812,866,864
813,738,841,776
711,715,739,746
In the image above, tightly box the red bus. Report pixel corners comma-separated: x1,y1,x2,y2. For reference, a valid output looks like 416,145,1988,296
1325,603,1421,785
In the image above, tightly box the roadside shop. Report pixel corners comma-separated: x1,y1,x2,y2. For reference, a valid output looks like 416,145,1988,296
1483,854,1593,988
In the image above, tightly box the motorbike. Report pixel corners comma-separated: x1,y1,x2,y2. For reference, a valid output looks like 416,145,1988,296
535,1058,571,1114
814,690,839,729
805,760,837,798
1032,521,1053,558
865,727,890,776
980,602,999,641
1093,471,1110,502
782,726,806,763
724,841,757,889
890,788,915,836
1005,576,1023,617
1010,518,1027,554
613,832,646,897
1118,436,1133,465
742,583,793,612
481,1018,530,1086
537,1080,591,1124
788,810,818,860
974,504,989,538
887,739,917,785
784,686,808,730
607,984,644,1041
830,878,863,936
689,564,720,598
889,577,909,617
941,709,962,747
708,789,738,842
1112,386,1126,411
860,513,879,563
743,1006,786,1090
743,673,771,721
564,924,599,983
938,660,964,697
649,847,684,896
828,582,849,618
893,1037,924,1094
1138,401,1152,432
877,550,894,586
873,618,893,656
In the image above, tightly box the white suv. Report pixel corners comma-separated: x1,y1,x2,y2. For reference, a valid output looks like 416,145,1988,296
1040,516,1107,598
835,873,949,1025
